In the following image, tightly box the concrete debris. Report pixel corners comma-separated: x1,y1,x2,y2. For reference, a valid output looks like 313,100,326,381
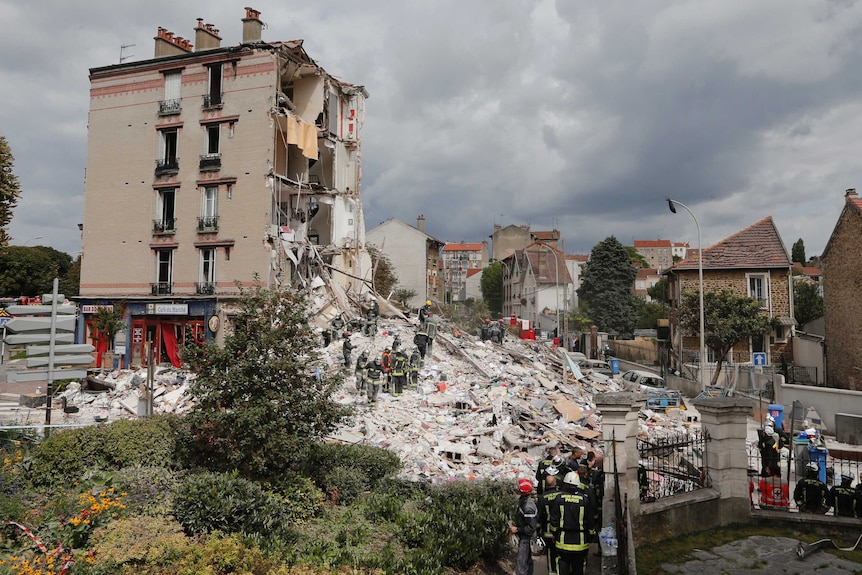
1,301,697,486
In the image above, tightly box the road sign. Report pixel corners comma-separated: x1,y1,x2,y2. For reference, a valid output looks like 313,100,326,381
5,316,76,333
4,332,75,345
8,368,89,383
26,354,95,368
753,352,768,366
5,305,76,316
26,343,95,356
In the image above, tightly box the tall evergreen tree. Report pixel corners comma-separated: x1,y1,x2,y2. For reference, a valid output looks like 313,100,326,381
791,238,806,265
576,236,638,337
0,136,21,249
480,260,503,314
181,284,350,480
793,281,824,327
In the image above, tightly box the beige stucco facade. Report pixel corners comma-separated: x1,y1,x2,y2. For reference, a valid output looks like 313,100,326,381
77,10,368,367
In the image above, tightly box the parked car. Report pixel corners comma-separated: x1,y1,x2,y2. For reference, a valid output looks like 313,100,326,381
619,369,666,393
578,358,614,377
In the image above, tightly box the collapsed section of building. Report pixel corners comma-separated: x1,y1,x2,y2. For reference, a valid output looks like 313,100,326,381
77,8,373,367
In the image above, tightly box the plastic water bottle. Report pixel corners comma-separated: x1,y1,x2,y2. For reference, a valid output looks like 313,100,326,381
600,524,618,557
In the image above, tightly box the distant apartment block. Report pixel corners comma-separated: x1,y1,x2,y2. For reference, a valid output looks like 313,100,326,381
634,239,688,272
442,241,489,302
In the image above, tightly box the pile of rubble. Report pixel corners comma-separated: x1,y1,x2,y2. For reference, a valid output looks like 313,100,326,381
3,311,697,484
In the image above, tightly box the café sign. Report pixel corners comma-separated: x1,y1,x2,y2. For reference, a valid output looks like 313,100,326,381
146,303,188,315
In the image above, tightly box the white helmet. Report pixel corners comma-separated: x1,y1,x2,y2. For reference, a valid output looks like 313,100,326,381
563,471,581,487
806,462,819,472
546,466,559,477
764,426,774,436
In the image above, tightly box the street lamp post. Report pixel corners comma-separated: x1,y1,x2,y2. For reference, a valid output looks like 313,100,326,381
667,198,707,392
20,235,44,246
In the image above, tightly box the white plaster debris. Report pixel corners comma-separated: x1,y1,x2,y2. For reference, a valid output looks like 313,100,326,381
4,312,695,484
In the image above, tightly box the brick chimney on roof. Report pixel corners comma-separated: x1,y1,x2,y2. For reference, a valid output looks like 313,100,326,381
195,19,222,51
417,214,426,233
846,188,858,200
154,27,193,58
242,7,264,43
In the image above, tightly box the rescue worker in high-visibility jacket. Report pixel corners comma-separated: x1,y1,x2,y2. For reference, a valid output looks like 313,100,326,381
510,478,537,575
828,472,856,517
391,350,408,396
537,469,562,575
380,348,393,393
550,471,596,575
365,359,384,406
536,446,565,495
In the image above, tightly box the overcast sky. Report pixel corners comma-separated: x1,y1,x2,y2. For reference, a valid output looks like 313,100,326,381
2,1,862,260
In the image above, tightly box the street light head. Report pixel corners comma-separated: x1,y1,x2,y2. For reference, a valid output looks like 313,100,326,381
666,198,677,214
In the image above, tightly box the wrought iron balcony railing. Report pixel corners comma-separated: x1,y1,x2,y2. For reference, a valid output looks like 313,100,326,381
158,99,182,115
199,153,221,171
195,282,216,295
150,282,173,295
202,93,223,109
153,218,176,234
197,216,219,232
155,158,179,176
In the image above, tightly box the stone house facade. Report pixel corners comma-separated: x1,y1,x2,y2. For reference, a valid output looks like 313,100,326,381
664,217,795,372
822,188,862,390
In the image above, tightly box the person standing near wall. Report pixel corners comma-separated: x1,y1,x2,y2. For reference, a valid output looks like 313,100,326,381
827,472,856,517
537,470,562,575
550,472,595,575
794,462,828,513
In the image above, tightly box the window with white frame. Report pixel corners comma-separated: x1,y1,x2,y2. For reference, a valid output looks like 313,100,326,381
156,250,173,285
155,189,176,232
747,273,768,307
204,124,220,156
159,129,178,166
199,186,218,230
200,248,216,284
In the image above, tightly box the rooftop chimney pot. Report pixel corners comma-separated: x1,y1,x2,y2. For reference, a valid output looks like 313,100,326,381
845,188,857,197
242,6,264,43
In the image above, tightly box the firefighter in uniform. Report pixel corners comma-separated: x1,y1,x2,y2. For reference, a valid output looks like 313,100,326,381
794,462,829,513
342,332,354,367
510,478,537,575
413,329,429,365
380,348,393,392
828,472,856,517
365,359,384,406
537,468,562,575
391,350,408,396
354,350,368,394
408,348,421,387
550,471,596,575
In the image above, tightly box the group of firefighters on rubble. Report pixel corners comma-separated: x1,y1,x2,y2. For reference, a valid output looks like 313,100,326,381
320,300,445,407
511,444,605,575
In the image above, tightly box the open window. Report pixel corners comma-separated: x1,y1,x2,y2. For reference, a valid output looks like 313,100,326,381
198,186,218,232
154,189,176,234
204,63,223,108
156,129,179,175
152,249,173,294
197,248,216,294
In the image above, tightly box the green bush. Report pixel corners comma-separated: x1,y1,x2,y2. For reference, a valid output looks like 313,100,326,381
401,480,513,572
29,415,181,487
173,471,291,540
268,473,324,524
88,515,190,575
300,442,401,492
321,465,367,505
113,465,184,517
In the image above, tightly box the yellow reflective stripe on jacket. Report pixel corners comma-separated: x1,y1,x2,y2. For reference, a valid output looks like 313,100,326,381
555,492,589,552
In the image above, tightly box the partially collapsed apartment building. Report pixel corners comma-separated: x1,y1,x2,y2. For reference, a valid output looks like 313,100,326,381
78,8,369,367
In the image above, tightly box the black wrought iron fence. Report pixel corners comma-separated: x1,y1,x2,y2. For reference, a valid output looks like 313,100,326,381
637,429,710,502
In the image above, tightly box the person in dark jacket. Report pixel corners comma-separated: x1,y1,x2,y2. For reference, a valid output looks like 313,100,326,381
537,471,562,575
321,327,332,347
413,330,429,364
510,478,537,575
408,348,421,387
794,462,828,513
342,332,354,367
354,350,368,393
365,359,384,405
828,472,856,517
391,350,408,396
550,472,595,575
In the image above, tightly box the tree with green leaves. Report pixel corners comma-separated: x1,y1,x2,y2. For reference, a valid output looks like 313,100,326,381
793,281,824,327
577,236,639,337
636,301,669,329
677,289,778,385
181,284,351,480
393,287,417,306
625,246,649,268
367,244,398,297
0,246,73,297
0,137,21,249
647,277,669,303
479,260,503,314
93,305,126,351
791,238,806,265
58,254,81,297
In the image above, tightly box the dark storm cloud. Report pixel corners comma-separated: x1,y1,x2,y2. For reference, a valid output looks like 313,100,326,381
3,0,862,259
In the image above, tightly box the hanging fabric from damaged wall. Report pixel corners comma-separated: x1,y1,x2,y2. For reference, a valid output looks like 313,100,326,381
284,112,319,160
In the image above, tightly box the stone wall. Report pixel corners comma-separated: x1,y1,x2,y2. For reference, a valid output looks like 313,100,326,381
823,207,862,390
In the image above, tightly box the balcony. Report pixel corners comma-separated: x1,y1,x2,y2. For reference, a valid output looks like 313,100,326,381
150,282,173,295
199,153,221,172
197,216,219,233
158,99,182,116
155,158,179,177
195,282,216,295
153,218,176,235
202,93,223,110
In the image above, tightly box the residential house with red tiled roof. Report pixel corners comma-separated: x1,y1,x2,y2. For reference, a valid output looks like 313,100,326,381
441,241,489,302
503,242,573,336
822,188,862,390
664,216,794,380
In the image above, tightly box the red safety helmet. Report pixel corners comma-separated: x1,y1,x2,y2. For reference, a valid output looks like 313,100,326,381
517,478,534,495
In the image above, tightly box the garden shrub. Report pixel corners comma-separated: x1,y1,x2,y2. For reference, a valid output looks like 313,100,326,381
173,471,291,539
321,465,367,505
300,442,401,492
269,473,324,524
88,515,190,575
113,465,184,517
28,415,180,487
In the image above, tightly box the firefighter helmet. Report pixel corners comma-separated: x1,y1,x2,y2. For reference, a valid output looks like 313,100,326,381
546,466,559,477
517,478,534,494
563,471,581,487
807,462,819,473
